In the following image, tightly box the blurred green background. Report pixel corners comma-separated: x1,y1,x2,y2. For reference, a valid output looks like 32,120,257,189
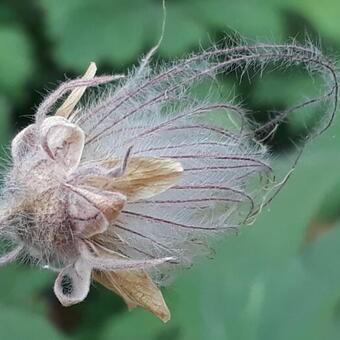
1,0,340,339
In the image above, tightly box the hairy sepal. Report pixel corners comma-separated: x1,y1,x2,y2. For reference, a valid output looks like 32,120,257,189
54,258,92,307
40,116,85,172
65,184,126,238
79,241,174,271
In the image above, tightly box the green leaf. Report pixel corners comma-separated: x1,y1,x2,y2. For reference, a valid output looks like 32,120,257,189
101,309,173,340
283,0,340,43
0,26,34,99
39,0,284,70
0,305,67,340
39,0,160,70
158,3,207,57
187,0,283,39
252,68,323,133
0,264,54,311
0,96,11,153
252,70,320,107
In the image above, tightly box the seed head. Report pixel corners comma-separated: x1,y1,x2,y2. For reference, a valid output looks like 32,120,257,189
0,42,337,322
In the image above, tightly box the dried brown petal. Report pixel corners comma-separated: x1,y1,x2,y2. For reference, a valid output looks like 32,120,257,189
93,270,171,322
55,62,97,119
85,157,183,201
